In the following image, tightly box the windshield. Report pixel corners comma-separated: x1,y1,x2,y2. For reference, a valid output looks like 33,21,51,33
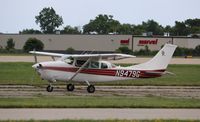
64,57,74,65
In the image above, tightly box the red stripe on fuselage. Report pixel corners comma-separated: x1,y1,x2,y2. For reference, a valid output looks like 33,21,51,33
42,66,165,78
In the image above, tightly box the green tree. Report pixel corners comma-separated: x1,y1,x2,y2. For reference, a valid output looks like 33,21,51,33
61,26,81,34
116,46,133,54
19,29,42,34
35,7,63,34
23,38,44,52
6,38,15,50
118,24,134,34
66,47,75,54
164,25,173,33
185,18,200,34
133,24,146,35
108,15,121,33
173,21,189,36
142,20,164,35
194,45,200,56
83,14,120,34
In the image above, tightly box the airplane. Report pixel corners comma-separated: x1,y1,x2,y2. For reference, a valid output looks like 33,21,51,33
30,43,177,93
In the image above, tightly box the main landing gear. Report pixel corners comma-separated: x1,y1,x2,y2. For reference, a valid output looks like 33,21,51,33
66,83,95,93
87,85,95,93
65,81,95,93
67,84,75,91
85,80,95,93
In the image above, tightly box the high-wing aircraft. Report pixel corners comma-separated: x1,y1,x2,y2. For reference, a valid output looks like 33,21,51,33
30,44,177,93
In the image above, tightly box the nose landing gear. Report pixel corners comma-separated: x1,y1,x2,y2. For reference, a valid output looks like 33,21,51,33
46,85,53,92
85,80,95,93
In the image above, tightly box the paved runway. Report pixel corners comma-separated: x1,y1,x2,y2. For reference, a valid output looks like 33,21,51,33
0,108,200,120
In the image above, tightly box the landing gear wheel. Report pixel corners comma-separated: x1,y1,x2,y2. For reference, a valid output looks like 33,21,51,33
87,85,95,93
46,85,53,92
67,84,75,91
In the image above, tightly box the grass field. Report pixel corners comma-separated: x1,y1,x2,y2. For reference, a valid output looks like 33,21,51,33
0,96,200,108
0,62,200,86
0,120,199,122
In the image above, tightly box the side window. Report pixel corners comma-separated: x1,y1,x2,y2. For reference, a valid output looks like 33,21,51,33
90,61,99,69
101,63,108,69
75,60,86,67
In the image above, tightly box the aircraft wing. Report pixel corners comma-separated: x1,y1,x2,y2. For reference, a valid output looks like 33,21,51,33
29,51,135,60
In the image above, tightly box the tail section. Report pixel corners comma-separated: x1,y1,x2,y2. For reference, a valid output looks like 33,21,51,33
131,44,177,70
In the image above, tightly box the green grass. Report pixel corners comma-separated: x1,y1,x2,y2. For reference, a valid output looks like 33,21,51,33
0,62,200,86
0,96,200,108
0,120,200,122
0,62,43,85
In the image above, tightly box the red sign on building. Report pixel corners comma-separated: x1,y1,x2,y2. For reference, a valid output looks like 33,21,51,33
120,38,130,45
138,39,158,46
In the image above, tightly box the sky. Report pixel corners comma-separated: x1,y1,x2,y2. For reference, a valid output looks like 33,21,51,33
0,0,200,33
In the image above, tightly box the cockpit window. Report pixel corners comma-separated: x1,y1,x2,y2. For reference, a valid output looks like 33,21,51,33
101,62,108,69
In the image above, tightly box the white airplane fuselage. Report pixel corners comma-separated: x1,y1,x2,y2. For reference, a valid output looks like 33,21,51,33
33,60,164,83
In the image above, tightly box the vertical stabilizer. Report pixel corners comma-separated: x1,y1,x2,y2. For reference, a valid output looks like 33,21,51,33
131,44,177,70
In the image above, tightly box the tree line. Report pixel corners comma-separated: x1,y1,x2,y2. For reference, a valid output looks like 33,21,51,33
19,7,200,37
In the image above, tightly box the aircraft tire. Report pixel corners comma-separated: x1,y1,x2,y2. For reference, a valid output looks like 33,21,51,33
46,85,53,92
67,84,75,91
87,85,95,93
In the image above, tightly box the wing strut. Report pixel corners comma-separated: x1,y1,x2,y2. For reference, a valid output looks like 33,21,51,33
51,56,55,61
68,58,91,81
33,49,37,63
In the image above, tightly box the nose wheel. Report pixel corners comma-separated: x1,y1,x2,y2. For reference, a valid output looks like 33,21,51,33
46,85,53,92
